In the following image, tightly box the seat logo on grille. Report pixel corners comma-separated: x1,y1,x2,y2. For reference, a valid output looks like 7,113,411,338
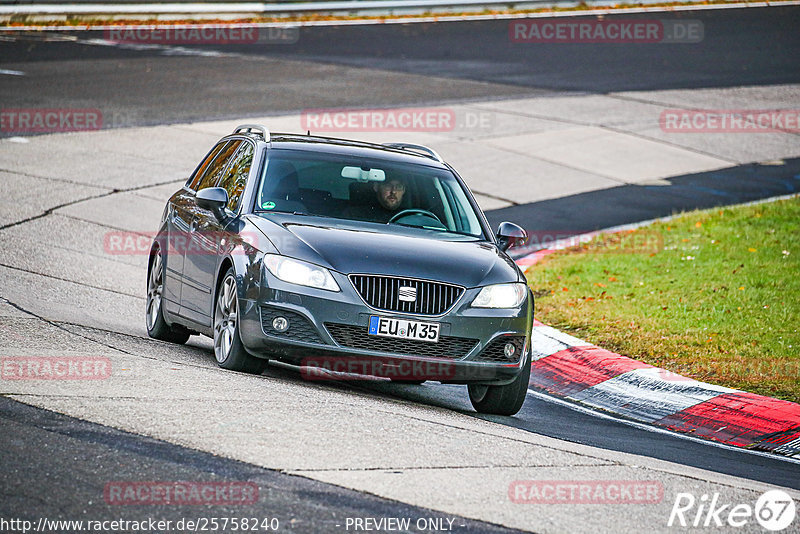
398,286,417,302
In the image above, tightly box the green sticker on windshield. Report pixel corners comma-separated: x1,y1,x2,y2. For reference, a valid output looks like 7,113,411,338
262,201,276,210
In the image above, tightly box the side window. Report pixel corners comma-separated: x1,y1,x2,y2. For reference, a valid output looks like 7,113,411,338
218,142,254,212
187,141,227,191
195,140,242,192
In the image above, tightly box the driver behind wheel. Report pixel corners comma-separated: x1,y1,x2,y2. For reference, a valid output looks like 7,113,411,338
376,177,406,212
345,177,408,223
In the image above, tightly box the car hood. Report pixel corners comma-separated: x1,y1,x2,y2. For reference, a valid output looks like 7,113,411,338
248,214,521,288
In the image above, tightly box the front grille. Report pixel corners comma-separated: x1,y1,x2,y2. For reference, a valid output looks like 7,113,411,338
473,336,526,363
349,275,464,316
260,306,324,344
325,323,478,360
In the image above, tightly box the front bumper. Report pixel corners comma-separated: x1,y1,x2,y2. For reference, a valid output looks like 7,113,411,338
238,271,532,385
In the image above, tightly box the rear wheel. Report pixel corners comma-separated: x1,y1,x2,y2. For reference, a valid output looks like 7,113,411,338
468,352,531,416
146,247,190,344
214,269,268,374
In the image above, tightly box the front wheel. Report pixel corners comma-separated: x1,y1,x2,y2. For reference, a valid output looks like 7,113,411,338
467,353,531,416
213,269,268,375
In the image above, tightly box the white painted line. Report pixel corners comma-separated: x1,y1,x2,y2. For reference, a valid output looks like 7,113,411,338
534,324,591,346
775,437,800,456
76,37,226,57
530,324,592,360
526,388,800,464
0,69,24,76
568,367,737,423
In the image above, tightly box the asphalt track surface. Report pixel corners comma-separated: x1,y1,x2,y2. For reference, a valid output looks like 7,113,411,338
486,157,800,241
0,398,522,533
2,7,799,127
1,5,800,532
273,376,800,491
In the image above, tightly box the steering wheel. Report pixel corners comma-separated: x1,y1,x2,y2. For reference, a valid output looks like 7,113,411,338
388,209,443,225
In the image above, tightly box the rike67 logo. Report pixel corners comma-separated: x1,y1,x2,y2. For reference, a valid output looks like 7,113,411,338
668,489,796,531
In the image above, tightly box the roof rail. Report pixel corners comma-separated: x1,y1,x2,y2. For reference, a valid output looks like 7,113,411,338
383,142,444,163
233,124,270,141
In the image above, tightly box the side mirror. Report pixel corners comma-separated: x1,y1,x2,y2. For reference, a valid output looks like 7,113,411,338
196,187,229,221
496,221,527,252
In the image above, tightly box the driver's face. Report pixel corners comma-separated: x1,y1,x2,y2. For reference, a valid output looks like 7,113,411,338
376,179,405,210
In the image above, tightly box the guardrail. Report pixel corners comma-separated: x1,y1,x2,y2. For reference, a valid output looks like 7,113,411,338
0,0,783,22
0,0,638,22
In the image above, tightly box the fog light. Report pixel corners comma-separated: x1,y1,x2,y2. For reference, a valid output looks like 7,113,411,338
503,343,516,358
272,316,289,332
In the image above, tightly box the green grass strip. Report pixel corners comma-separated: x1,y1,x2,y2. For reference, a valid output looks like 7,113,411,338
526,196,799,402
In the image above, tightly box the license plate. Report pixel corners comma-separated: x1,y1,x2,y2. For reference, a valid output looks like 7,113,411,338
368,316,440,343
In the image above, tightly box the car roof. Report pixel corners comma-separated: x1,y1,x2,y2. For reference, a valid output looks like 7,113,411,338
228,132,450,169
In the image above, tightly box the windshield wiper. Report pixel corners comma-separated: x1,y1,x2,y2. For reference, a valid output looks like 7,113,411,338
261,210,334,219
392,222,479,238
292,211,338,219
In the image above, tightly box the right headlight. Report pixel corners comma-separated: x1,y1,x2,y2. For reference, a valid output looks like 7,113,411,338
470,283,527,308
264,254,340,292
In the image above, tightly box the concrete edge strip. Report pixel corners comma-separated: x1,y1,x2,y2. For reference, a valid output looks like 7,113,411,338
515,192,800,458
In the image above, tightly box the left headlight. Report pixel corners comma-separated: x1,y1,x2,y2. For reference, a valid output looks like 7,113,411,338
264,254,340,292
471,283,527,308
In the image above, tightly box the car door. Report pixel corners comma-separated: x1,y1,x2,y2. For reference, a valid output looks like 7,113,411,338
179,139,245,325
163,140,229,314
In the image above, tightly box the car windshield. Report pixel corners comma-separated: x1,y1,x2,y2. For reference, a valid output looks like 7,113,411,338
255,148,485,238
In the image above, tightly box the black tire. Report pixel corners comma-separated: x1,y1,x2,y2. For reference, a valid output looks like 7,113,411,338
467,352,531,416
213,268,268,375
146,247,190,344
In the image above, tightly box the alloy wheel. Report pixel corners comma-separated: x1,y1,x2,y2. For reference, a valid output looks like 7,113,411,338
146,251,163,332
214,275,238,363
